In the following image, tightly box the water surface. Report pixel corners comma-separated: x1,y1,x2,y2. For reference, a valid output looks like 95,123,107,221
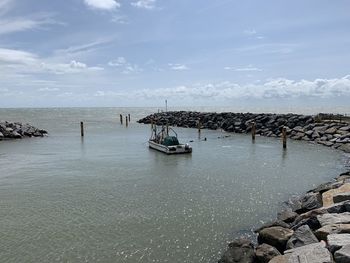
0,108,347,262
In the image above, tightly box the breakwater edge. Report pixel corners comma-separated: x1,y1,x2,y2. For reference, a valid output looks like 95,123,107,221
0,121,47,140
139,111,350,262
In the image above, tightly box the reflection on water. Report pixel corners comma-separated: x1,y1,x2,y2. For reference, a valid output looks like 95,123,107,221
0,108,347,263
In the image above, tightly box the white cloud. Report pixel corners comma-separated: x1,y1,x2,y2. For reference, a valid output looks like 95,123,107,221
69,60,87,69
224,65,262,72
108,57,142,74
244,29,256,36
84,0,120,10
108,57,126,66
0,48,37,64
169,63,189,71
131,0,156,10
37,87,60,92
131,75,350,100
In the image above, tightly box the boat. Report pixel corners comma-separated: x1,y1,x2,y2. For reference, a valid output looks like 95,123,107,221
148,124,192,154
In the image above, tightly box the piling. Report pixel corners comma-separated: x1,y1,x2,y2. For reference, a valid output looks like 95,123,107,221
126,116,128,127
80,121,84,137
166,123,169,135
198,120,201,134
120,114,123,124
252,122,256,141
282,127,287,149
128,114,131,122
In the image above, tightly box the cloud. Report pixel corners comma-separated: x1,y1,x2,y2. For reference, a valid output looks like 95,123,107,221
224,65,262,72
131,0,156,10
108,57,142,74
0,47,103,74
244,29,257,36
169,63,189,71
0,48,38,64
131,75,350,100
84,0,120,10
37,87,60,92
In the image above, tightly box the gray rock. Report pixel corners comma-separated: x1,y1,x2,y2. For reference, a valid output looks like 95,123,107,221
339,126,350,131
338,144,350,153
255,220,291,233
325,127,338,134
286,225,318,249
315,224,350,241
283,241,333,263
318,212,350,226
327,233,350,252
277,210,298,223
255,243,280,263
334,192,350,204
218,238,255,263
0,131,3,139
268,255,288,263
258,226,294,252
334,244,350,263
296,192,322,213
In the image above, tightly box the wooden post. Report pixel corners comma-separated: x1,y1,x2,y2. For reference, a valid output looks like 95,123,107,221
251,122,256,141
120,114,123,124
166,123,169,135
128,114,131,122
80,121,84,137
125,116,128,127
282,127,287,149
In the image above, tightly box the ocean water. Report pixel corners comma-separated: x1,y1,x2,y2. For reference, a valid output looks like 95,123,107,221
0,107,348,263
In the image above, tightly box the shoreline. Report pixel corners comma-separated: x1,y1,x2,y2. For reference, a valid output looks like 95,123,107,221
139,111,350,262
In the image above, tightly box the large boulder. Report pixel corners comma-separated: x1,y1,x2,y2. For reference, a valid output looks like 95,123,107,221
277,210,298,223
315,224,350,241
286,225,318,249
334,244,350,263
322,183,350,206
218,238,255,263
327,233,350,253
295,192,322,214
317,212,350,226
282,241,333,263
257,226,294,252
255,243,281,263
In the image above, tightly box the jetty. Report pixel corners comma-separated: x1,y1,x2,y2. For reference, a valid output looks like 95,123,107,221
0,121,47,140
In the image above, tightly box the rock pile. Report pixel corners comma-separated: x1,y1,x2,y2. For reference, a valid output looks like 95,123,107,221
218,171,350,263
138,112,350,153
0,121,47,140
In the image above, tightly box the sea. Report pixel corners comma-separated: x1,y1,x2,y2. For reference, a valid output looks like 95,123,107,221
0,107,349,263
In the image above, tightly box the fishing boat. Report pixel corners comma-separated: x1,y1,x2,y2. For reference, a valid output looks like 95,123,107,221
148,124,192,154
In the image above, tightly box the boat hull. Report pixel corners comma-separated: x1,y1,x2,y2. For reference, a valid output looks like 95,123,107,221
148,140,192,154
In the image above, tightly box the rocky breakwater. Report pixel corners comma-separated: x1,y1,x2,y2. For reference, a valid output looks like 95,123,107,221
218,171,350,263
138,112,350,153
0,121,47,140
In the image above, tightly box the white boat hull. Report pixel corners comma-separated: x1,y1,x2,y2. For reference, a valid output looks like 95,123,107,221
148,140,192,154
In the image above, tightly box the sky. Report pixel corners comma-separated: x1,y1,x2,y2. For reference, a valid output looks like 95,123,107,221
0,0,350,109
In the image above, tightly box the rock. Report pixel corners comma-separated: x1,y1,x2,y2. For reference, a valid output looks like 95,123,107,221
291,216,321,231
255,243,281,263
318,141,334,147
327,233,350,253
254,220,291,233
218,238,255,263
338,144,350,153
295,192,322,213
257,226,294,252
339,126,350,131
268,255,289,263
286,225,318,249
315,224,350,240
334,244,350,263
317,212,350,226
283,241,333,263
334,192,350,203
277,210,298,223
323,183,350,206
309,181,343,194
325,127,338,134
0,131,3,140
